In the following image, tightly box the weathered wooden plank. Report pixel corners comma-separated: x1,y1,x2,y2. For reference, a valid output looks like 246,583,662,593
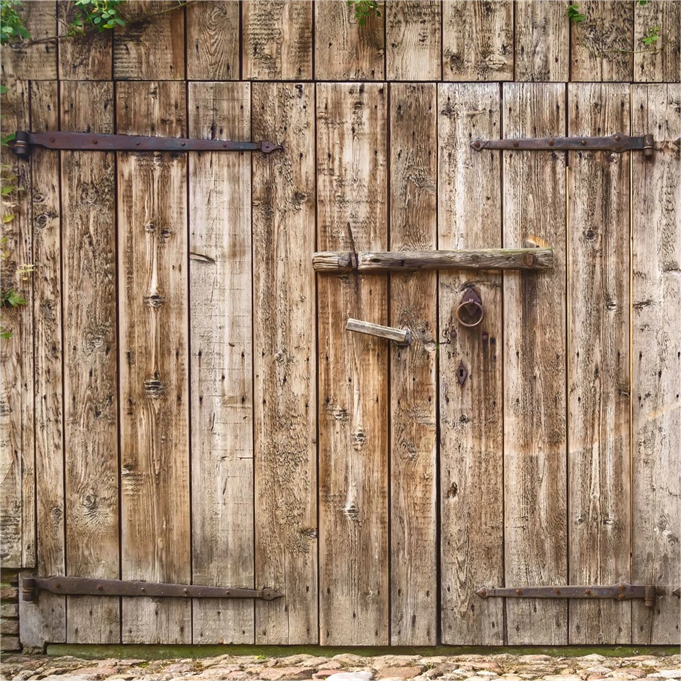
58,0,113,80
31,80,65,643
438,83,504,646
503,83,568,646
389,83,437,646
515,0,569,81
385,1,441,81
571,1,633,82
317,82,388,646
114,1,185,80
116,81,191,644
634,1,681,83
315,0,385,80
567,83,631,645
60,81,119,644
0,1,57,80
186,1,240,80
442,1,513,81
189,81,254,645
631,84,681,645
242,1,313,80
0,80,34,570
252,82,317,645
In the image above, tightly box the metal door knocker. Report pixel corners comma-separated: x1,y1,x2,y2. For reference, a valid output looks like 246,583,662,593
455,288,484,328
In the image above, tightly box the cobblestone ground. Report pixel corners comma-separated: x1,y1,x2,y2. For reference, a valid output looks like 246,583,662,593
1,652,680,681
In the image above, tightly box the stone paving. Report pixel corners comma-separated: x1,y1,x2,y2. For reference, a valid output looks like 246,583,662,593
1,653,680,681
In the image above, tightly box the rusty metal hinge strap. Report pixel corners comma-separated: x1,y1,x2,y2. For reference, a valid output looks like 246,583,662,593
476,583,656,607
10,131,283,158
471,133,654,157
22,577,282,601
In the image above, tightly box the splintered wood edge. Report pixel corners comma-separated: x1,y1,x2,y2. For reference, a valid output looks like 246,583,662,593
346,318,412,346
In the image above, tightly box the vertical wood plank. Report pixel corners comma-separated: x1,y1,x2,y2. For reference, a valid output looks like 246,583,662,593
503,82,568,646
571,1,634,82
32,80,66,643
317,82,389,646
60,81,120,644
567,83,631,645
438,83,504,646
242,1,313,80
634,1,681,83
442,1,513,82
0,80,34,570
189,82,254,645
0,1,57,80
515,0,569,82
315,0,385,80
116,81,191,644
113,1,185,80
252,82,318,645
389,83,437,646
385,0,441,81
631,84,681,645
58,0,113,80
186,2,240,80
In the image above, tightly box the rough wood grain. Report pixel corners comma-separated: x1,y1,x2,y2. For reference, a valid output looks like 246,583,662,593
347,319,411,346
571,1,633,82
242,1,313,80
567,83,631,645
60,81,119,644
385,1,441,81
634,1,681,83
186,1,240,80
503,83,568,646
317,83,388,646
0,1,57,80
252,83,317,644
514,0,569,81
442,1,513,81
438,83,504,646
313,249,553,272
0,80,34,570
116,81,191,644
114,1,185,80
189,82,254,645
315,0,385,80
58,1,113,80
389,83,437,646
31,80,66,644
631,84,681,645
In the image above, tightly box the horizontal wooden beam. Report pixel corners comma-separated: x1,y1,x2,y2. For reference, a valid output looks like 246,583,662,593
313,248,553,273
346,318,411,346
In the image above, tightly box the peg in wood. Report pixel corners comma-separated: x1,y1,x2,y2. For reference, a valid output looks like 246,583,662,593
346,319,411,346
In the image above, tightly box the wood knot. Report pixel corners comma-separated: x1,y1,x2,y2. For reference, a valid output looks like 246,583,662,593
144,374,166,398
144,293,165,308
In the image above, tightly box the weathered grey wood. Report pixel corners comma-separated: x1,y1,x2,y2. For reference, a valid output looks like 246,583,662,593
571,1,633,82
186,1,240,80
346,319,411,346
242,0,313,80
60,81,120,644
317,83,389,646
515,0,569,81
503,83,568,645
439,83,504,646
315,0,385,80
389,83,437,646
631,84,681,645
117,81,191,644
313,249,553,272
253,82,318,644
634,0,681,83
442,1,513,81
114,1,185,80
567,83,631,645
189,81,254,645
385,0,441,81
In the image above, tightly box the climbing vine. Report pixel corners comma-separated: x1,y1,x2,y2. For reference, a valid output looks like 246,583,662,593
347,0,381,27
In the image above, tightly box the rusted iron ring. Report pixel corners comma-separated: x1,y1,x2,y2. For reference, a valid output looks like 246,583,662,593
455,299,484,328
